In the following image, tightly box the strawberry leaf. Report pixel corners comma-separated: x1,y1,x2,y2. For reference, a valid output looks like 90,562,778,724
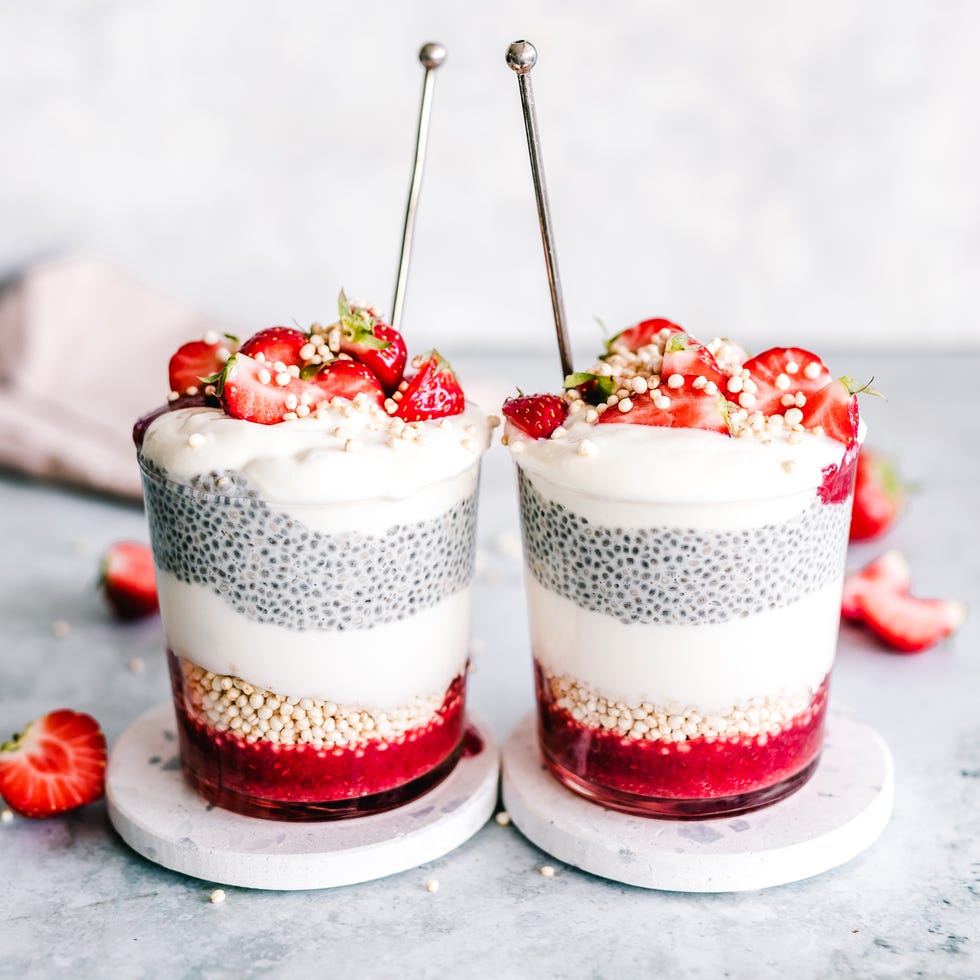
564,372,616,404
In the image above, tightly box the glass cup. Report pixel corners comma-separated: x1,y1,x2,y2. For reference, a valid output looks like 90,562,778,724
138,454,482,821
515,453,856,819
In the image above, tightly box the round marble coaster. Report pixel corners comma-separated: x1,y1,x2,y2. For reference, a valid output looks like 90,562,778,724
107,702,499,891
501,709,893,892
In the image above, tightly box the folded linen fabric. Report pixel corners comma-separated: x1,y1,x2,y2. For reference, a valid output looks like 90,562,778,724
0,255,225,499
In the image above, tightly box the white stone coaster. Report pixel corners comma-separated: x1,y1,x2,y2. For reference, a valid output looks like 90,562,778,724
107,702,499,890
502,708,894,893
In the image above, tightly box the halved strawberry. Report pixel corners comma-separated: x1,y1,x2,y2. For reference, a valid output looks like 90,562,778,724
841,550,911,620
598,380,731,434
606,317,684,353
101,541,158,620
854,586,967,654
337,292,407,395
660,333,726,387
0,710,107,818
239,326,309,366
168,335,238,396
314,359,385,406
850,448,907,541
394,351,464,421
803,378,860,446
502,394,568,439
741,347,832,414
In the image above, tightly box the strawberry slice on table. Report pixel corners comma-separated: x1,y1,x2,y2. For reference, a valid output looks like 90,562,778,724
101,541,159,620
337,292,407,395
598,379,731,434
850,448,907,541
741,347,832,414
606,317,684,353
841,550,967,653
238,326,309,366
659,333,727,387
502,394,569,439
168,335,238,396
841,550,911,620
0,710,107,818
393,351,465,421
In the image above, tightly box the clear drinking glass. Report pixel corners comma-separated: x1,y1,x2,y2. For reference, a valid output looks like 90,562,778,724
516,456,856,818
139,455,481,821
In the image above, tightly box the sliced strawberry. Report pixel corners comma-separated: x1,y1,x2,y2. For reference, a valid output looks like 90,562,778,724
168,336,238,396
219,352,311,424
741,347,832,414
101,541,158,620
394,351,465,421
337,292,407,395
841,550,911,620
850,448,906,541
239,326,309,366
502,394,568,439
660,333,726,387
598,380,731,434
854,586,967,654
0,710,107,818
803,378,860,446
313,359,385,406
606,317,684,354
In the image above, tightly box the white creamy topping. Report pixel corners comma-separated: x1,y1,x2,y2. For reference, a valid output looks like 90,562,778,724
142,403,490,505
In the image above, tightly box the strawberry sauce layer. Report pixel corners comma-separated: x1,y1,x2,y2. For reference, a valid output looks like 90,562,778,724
170,661,467,820
535,665,829,818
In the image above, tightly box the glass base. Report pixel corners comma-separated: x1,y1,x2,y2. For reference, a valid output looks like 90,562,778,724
181,738,465,822
540,746,821,820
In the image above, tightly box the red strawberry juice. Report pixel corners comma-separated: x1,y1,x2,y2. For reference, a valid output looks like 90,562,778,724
137,299,490,820
505,327,860,818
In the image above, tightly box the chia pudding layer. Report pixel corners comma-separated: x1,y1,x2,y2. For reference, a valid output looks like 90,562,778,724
139,400,490,818
507,345,861,818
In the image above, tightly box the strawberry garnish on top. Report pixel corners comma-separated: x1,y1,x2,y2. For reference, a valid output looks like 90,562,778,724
100,541,159,621
393,351,465,422
740,347,832,415
502,394,568,439
659,334,726,388
841,550,967,653
606,317,683,354
239,326,308,366
337,292,407,395
168,334,238,397
849,448,907,541
597,378,731,434
0,710,107,818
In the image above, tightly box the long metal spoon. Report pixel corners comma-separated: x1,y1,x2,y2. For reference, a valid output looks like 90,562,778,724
391,41,446,332
507,40,574,380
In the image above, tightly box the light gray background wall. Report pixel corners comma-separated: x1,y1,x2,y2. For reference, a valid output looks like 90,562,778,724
1,1,977,358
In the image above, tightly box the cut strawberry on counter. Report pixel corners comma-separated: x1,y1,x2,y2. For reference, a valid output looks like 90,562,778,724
842,550,966,653
850,448,907,541
598,380,731,434
0,710,107,818
101,541,159,620
337,292,407,395
503,394,569,439
393,351,465,421
168,335,238,396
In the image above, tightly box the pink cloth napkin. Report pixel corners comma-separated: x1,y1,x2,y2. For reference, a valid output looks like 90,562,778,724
0,256,227,499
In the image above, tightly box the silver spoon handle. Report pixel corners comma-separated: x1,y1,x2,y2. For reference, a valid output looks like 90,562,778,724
391,42,446,332
507,40,573,380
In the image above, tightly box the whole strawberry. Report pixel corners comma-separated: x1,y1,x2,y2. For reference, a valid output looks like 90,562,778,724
0,710,107,818
101,541,159,620
850,448,906,541
502,394,568,439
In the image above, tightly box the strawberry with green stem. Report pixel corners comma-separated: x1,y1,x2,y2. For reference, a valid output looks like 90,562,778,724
337,291,407,395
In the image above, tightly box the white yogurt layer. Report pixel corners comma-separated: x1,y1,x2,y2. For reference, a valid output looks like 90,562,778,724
527,575,839,713
509,420,858,528
158,569,471,708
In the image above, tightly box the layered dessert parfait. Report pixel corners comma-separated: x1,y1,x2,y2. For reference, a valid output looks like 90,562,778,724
503,319,863,818
136,293,491,819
